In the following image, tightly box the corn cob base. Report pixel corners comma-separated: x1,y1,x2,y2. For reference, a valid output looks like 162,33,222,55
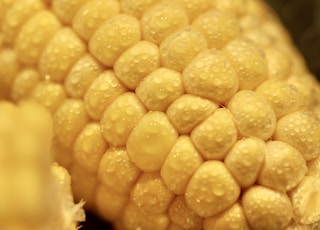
1,0,320,229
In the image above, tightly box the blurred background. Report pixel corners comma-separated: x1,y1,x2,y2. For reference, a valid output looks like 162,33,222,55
82,0,320,229
267,0,320,79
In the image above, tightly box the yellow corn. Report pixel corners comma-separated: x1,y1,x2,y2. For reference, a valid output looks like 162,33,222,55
1,0,320,229
0,100,84,230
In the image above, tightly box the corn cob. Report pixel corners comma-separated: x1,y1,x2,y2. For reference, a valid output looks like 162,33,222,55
1,0,320,229
0,100,84,230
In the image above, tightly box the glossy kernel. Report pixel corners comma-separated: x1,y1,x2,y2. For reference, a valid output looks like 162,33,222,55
185,161,241,217
183,49,239,103
127,111,178,172
191,108,237,160
136,67,184,111
89,14,141,66
227,90,276,140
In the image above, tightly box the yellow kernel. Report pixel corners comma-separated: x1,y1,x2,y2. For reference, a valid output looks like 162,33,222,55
225,137,266,188
172,0,210,21
84,70,127,120
70,163,98,210
166,94,219,134
72,0,120,41
203,203,249,230
53,99,89,149
10,69,40,102
185,161,240,217
114,41,160,90
51,0,88,24
127,111,178,172
141,2,189,44
160,26,208,72
191,108,237,160
0,49,19,99
274,111,320,161
121,203,170,230
183,49,239,103
30,81,65,113
89,14,141,66
210,0,247,17
168,196,203,230
242,186,293,230
287,75,317,111
2,0,45,44
64,54,104,99
15,10,61,65
131,172,174,214
98,147,141,194
161,136,203,194
51,140,73,169
167,223,186,230
192,9,239,49
289,176,320,224
223,38,268,90
30,81,66,113
101,92,146,146
39,28,86,82
256,79,301,118
227,90,276,140
306,155,320,178
264,46,292,80
136,67,184,111
120,0,159,18
95,183,129,221
73,123,107,173
258,141,307,192
0,0,15,24
243,27,274,49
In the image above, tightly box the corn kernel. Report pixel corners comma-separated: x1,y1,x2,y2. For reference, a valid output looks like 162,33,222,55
84,70,127,120
64,54,104,99
53,99,89,149
130,172,174,214
127,111,178,172
98,147,141,194
185,161,241,217
227,90,276,140
141,2,189,44
183,49,239,103
89,14,141,66
161,136,203,194
191,108,237,160
169,196,203,230
223,38,268,90
166,94,219,134
114,41,160,90
39,28,86,82
242,186,293,230
274,111,320,161
101,92,146,146
73,123,107,173
192,9,239,49
15,10,61,65
2,0,45,44
160,26,207,71
203,203,249,230
136,67,184,111
258,141,307,192
72,0,120,41
225,137,266,188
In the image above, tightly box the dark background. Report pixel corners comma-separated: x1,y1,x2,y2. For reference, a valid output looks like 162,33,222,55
82,0,320,229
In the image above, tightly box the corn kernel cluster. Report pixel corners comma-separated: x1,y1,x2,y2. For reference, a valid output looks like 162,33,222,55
1,0,320,229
